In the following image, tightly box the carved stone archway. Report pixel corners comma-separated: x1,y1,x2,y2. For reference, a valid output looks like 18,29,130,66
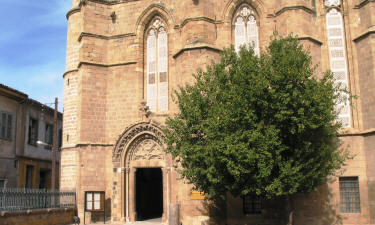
112,121,170,222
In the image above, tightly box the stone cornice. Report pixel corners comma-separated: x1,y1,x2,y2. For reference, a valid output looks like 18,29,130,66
173,44,222,59
267,5,316,18
78,32,136,42
66,7,81,20
60,129,375,150
63,69,79,78
85,0,139,5
61,143,114,150
297,36,323,45
354,0,375,9
338,128,375,137
66,0,141,20
178,17,222,29
353,27,375,42
78,61,137,68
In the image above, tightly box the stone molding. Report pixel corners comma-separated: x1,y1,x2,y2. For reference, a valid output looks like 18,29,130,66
77,61,137,68
353,28,375,43
61,143,114,150
78,32,136,42
134,3,176,36
112,121,165,164
62,69,78,78
84,0,139,5
354,0,375,9
173,45,222,59
222,0,264,21
179,17,221,29
297,36,323,45
66,7,81,20
338,128,375,137
66,0,141,20
267,5,316,18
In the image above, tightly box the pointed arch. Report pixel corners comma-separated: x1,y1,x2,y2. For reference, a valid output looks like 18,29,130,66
144,17,169,112
233,4,260,55
223,0,263,22
134,4,175,37
112,121,166,166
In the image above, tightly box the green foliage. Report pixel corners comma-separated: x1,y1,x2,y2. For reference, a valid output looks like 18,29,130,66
164,34,348,199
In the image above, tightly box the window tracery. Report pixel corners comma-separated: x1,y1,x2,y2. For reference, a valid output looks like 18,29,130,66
234,5,259,55
146,18,168,112
324,0,341,7
326,8,351,127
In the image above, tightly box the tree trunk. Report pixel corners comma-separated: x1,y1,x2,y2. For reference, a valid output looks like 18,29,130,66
286,195,294,225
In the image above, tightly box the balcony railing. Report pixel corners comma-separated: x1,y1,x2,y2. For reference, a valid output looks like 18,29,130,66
0,188,76,211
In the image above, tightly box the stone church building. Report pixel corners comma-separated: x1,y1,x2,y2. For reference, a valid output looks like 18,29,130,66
61,0,375,224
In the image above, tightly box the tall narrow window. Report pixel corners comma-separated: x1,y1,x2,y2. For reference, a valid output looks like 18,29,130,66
45,124,53,150
28,118,38,146
0,179,7,189
0,111,13,140
234,6,259,55
147,19,168,112
339,177,360,213
326,8,350,127
26,165,34,188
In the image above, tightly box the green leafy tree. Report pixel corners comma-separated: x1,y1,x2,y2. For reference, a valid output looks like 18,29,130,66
164,34,348,205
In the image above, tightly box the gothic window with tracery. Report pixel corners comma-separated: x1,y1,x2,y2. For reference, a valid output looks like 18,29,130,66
326,7,351,127
146,18,168,112
234,5,259,55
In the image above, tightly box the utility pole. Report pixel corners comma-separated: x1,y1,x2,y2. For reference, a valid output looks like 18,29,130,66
52,97,58,190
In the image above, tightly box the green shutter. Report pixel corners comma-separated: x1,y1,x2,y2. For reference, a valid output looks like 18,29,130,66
1,112,6,139
6,114,12,139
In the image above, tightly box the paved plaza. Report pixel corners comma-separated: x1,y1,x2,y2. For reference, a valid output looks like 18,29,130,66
69,217,165,225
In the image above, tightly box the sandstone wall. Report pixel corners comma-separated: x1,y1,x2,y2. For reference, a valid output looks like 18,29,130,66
62,0,375,224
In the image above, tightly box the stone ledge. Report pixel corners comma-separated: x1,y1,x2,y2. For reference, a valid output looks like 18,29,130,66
85,0,139,5
353,27,375,42
267,5,316,18
77,61,137,68
178,16,221,29
298,36,323,45
62,143,114,150
66,7,81,20
173,44,222,59
63,69,79,78
78,32,136,42
339,128,375,137
354,0,375,9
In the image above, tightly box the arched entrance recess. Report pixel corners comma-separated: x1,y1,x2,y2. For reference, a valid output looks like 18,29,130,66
112,121,170,222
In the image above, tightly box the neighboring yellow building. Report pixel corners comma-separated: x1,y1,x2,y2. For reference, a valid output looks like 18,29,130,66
0,84,62,190
61,0,375,224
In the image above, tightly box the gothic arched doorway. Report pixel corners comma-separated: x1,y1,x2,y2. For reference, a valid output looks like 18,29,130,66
112,122,170,222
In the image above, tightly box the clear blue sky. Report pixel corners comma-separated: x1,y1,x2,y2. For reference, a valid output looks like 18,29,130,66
0,0,71,111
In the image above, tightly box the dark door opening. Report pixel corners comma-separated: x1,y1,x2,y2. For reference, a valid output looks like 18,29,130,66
39,169,50,189
136,168,163,221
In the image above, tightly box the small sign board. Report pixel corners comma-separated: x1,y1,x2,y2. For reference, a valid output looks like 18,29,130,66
190,190,205,200
84,191,105,224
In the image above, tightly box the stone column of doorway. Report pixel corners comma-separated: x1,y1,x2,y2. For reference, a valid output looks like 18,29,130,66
161,167,168,222
129,167,137,221
125,167,130,222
